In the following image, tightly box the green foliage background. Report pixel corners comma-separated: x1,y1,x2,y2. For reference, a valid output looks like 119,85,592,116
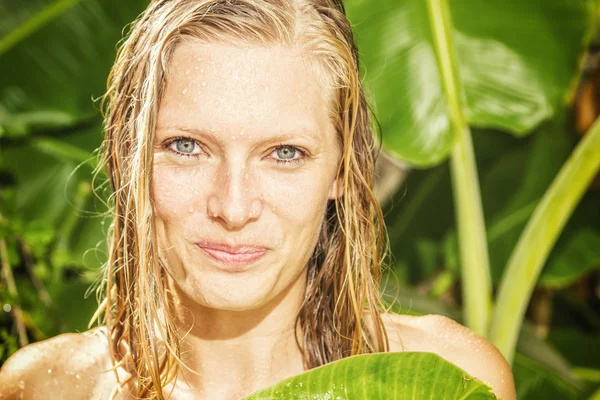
0,0,599,398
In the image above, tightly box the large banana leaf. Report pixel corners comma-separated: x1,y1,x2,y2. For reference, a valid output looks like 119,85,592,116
344,0,596,166
384,117,600,287
244,352,496,399
381,284,588,400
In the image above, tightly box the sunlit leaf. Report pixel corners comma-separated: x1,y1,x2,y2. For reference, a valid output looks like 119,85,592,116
0,0,148,134
381,283,587,400
345,0,595,166
244,352,496,399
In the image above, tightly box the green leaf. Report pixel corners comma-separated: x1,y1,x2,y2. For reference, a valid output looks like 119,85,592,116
1,124,109,271
48,279,98,332
0,0,82,55
384,128,522,285
0,110,76,137
0,0,149,134
385,163,454,284
490,117,600,362
423,119,598,288
244,352,496,399
481,117,576,282
547,330,600,371
381,281,586,399
513,353,581,400
345,0,595,166
414,238,441,278
539,229,600,288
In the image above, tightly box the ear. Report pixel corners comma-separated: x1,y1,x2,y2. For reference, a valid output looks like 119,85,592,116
327,174,344,200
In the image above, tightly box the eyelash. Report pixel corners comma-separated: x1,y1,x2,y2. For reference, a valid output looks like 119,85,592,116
163,136,307,165
163,136,203,158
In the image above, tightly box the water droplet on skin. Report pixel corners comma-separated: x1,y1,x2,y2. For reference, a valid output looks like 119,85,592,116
18,381,25,389
201,81,207,87
48,369,52,374
189,207,194,213
182,88,188,95
239,130,245,136
75,374,81,380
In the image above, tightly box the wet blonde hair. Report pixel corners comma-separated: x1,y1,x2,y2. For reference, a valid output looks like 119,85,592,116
94,0,389,398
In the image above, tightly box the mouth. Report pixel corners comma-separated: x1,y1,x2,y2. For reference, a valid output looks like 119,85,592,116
196,241,269,271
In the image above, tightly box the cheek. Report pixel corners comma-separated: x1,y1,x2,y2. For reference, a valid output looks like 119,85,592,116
152,160,336,227
259,169,332,226
152,163,208,219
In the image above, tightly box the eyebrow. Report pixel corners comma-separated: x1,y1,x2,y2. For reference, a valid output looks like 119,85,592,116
156,125,321,145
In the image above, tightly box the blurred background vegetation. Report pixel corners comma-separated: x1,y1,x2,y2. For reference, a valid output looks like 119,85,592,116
0,0,599,399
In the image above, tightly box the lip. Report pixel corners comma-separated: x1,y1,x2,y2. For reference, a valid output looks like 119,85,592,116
196,241,268,271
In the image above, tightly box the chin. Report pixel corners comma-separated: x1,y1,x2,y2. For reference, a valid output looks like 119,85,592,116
183,270,285,311
202,285,275,311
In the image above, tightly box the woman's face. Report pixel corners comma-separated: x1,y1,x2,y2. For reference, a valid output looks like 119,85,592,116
153,41,342,311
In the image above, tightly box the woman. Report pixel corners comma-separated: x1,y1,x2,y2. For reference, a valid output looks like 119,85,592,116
0,0,516,399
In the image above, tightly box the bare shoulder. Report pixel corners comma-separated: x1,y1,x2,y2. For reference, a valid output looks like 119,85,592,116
381,313,516,400
0,328,133,400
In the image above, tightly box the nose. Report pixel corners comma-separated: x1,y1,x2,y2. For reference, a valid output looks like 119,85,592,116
207,160,262,229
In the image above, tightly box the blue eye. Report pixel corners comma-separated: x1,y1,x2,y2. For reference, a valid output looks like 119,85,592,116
175,138,196,153
273,145,306,166
164,137,203,158
276,146,297,160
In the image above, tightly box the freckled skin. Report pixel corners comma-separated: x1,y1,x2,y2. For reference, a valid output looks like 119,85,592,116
0,41,516,400
150,41,343,398
153,41,341,311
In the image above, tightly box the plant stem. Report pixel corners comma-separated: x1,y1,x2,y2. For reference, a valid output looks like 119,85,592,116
489,116,600,363
426,0,492,335
32,136,96,167
0,238,28,347
52,181,92,283
0,0,82,57
17,239,53,309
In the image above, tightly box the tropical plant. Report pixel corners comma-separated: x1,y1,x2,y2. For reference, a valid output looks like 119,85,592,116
0,0,149,356
244,353,496,399
340,0,600,397
344,0,598,356
1,0,599,399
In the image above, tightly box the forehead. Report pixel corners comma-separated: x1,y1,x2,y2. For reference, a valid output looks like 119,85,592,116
157,41,333,140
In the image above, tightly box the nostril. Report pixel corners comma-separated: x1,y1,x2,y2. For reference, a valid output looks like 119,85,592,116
207,196,221,219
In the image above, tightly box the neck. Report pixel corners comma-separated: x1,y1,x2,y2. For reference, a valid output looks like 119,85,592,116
163,272,308,398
